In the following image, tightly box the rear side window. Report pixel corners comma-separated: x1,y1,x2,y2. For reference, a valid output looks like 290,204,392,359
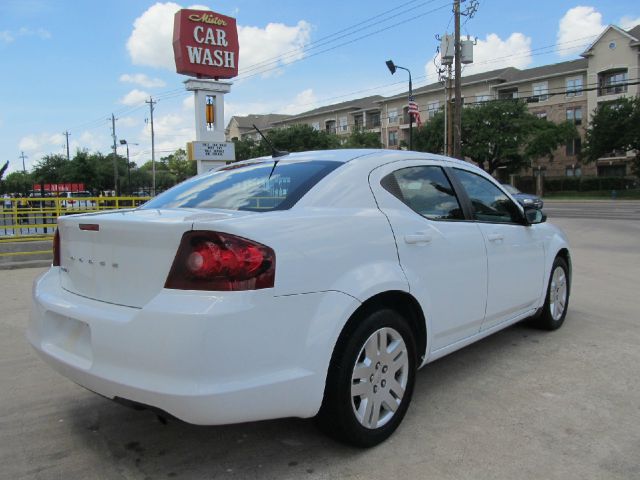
453,169,521,223
142,160,341,212
381,166,464,220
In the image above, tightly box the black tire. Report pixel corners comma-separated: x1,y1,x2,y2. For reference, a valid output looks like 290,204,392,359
532,257,570,331
315,308,417,447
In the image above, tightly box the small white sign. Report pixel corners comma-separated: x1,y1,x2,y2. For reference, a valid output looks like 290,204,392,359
191,141,235,161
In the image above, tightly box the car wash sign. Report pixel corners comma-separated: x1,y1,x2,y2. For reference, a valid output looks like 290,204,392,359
173,9,239,79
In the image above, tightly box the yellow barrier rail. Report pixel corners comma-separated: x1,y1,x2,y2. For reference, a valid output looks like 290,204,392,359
0,196,151,241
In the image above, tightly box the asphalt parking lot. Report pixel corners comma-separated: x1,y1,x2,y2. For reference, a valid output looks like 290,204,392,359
1,202,639,480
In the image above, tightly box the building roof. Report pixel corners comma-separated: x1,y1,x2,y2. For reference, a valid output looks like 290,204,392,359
627,24,640,41
272,95,384,124
230,114,291,131
496,59,588,87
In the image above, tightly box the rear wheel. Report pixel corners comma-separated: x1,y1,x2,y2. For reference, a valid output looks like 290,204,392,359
316,308,417,447
532,257,570,330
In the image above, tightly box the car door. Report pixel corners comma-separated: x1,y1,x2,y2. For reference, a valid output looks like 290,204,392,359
451,168,545,330
370,160,488,351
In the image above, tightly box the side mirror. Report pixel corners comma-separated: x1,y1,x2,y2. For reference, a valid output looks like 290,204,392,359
524,206,546,225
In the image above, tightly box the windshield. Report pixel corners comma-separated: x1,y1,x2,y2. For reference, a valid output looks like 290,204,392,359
142,160,341,212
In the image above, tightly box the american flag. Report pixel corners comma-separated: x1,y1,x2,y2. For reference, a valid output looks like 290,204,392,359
408,96,421,127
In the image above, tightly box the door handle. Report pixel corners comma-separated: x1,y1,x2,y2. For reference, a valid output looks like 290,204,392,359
404,232,432,244
487,233,504,242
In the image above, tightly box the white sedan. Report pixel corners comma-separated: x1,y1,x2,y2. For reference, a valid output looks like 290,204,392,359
28,149,571,447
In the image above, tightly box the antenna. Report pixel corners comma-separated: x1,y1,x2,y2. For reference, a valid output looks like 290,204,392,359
252,124,288,158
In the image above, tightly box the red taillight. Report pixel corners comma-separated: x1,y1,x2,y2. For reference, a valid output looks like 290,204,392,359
53,229,60,266
165,231,275,291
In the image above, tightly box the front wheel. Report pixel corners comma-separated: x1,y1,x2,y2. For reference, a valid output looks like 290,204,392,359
315,309,417,447
532,257,570,330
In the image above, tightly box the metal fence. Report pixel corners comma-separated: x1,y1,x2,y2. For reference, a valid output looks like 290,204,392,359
0,196,150,241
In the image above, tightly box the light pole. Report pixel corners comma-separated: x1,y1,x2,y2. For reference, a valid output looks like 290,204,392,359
119,140,138,194
386,60,413,150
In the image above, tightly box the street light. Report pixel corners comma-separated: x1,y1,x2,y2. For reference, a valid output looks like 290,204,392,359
119,139,138,194
386,60,413,150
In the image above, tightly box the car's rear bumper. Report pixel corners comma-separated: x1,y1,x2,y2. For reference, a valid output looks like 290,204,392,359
28,268,359,425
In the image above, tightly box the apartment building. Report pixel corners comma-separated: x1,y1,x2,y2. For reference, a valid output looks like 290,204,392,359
226,23,640,177
225,113,292,142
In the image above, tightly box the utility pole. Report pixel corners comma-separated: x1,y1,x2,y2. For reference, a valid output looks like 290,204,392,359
63,131,71,161
19,151,27,174
110,114,119,195
146,96,157,196
453,0,462,159
447,65,453,156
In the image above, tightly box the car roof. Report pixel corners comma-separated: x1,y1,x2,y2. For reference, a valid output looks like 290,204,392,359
243,149,484,173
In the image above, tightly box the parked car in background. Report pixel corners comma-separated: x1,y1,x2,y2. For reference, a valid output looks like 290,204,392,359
29,150,571,447
502,184,544,209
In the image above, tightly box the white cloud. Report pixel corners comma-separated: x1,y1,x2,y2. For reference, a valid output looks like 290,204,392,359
126,2,311,78
425,32,532,80
557,6,605,57
119,73,166,88
0,31,14,44
120,89,150,106
18,27,51,39
280,89,318,114
619,15,640,30
237,21,311,77
127,2,181,69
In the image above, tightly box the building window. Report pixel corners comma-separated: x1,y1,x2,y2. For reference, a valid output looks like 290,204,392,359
476,94,490,103
388,131,398,147
566,77,583,97
325,120,336,134
354,115,363,130
388,109,398,124
532,81,549,101
311,122,320,131
498,88,518,100
339,116,348,132
597,164,626,177
535,111,547,120
566,107,582,125
368,112,381,128
598,70,628,96
427,101,440,118
566,137,582,156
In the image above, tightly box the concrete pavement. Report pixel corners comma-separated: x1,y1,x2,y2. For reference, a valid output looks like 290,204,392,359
1,213,639,479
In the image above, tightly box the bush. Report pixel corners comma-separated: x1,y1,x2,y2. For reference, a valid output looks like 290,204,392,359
541,176,637,192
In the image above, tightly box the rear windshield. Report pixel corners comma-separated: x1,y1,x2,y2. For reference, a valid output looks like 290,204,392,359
142,160,341,212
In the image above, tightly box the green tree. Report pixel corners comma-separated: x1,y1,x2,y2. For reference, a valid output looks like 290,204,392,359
414,112,445,154
343,128,383,148
163,148,196,182
32,154,69,184
3,171,34,194
262,124,341,155
233,137,258,161
461,100,576,175
582,97,640,177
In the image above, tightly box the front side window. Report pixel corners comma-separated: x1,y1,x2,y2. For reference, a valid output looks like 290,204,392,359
381,166,464,220
142,160,341,212
454,169,522,224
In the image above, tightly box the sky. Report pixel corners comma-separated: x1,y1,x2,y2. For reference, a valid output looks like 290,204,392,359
1,0,638,174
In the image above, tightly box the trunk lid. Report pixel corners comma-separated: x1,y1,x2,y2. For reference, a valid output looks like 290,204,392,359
57,208,248,307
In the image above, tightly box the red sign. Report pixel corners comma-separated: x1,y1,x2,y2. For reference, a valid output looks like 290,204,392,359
173,9,239,79
33,183,85,193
